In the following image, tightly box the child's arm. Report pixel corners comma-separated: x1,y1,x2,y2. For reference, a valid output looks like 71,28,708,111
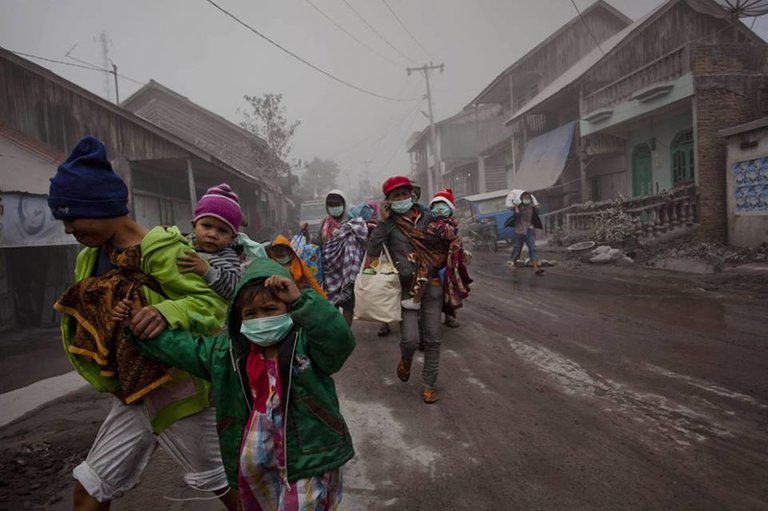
130,326,221,381
145,241,229,335
201,249,242,301
290,290,356,375
178,248,241,301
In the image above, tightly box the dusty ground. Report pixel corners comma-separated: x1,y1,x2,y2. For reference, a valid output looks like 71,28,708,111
1,249,766,510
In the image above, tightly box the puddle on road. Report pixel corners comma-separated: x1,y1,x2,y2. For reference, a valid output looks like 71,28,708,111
467,321,761,449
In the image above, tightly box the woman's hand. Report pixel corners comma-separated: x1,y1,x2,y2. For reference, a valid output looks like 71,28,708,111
265,275,301,305
177,250,209,276
379,200,391,222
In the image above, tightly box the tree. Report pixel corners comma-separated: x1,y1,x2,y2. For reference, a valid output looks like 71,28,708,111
239,93,300,176
297,157,340,199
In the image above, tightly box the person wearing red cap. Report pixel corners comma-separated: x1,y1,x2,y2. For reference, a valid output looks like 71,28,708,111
367,176,448,404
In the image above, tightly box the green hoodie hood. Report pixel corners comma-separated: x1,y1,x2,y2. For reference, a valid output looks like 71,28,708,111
228,257,293,340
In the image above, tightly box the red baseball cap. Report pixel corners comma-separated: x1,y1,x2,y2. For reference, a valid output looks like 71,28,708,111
382,176,413,196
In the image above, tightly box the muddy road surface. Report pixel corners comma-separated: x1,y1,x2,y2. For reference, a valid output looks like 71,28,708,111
1,251,766,510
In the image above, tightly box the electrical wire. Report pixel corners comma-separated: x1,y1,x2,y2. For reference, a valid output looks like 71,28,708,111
569,0,605,55
339,0,417,65
332,97,423,160
304,0,404,68
10,50,144,85
380,0,434,60
203,0,416,102
377,103,424,175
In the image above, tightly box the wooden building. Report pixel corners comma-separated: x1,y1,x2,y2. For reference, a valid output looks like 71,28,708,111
122,80,292,239
465,0,632,209
0,46,284,329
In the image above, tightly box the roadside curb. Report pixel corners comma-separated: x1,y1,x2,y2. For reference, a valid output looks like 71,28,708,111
0,371,87,428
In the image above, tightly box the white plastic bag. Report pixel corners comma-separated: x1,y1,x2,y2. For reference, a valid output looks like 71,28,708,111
505,189,539,209
353,245,402,323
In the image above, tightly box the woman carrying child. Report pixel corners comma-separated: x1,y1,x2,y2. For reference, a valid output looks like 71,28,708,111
367,176,450,404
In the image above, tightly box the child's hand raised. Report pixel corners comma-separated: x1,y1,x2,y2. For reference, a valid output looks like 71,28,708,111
177,250,209,277
265,276,300,305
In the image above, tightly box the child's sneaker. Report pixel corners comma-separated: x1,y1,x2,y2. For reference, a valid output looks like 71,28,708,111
401,298,421,310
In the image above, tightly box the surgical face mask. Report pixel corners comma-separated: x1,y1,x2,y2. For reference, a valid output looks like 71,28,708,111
522,199,532,206
240,314,294,347
276,255,291,266
328,205,344,217
390,198,414,214
431,203,452,218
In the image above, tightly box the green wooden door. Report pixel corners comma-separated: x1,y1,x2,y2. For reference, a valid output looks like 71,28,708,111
632,145,652,197
671,130,694,185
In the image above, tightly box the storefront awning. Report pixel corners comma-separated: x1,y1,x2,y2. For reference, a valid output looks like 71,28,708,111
511,122,575,192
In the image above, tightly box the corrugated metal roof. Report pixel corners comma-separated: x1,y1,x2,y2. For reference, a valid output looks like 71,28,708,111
503,0,765,126
0,127,64,194
464,0,632,110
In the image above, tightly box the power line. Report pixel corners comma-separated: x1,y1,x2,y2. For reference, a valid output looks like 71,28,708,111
377,102,423,175
204,0,415,102
10,50,144,85
380,0,434,60
304,0,404,68
569,0,605,55
339,0,416,65
332,97,424,160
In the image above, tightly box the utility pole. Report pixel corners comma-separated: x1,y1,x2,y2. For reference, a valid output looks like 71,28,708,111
112,63,120,104
407,62,444,199
97,31,113,102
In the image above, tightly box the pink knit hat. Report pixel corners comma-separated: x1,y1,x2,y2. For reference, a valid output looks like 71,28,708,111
193,183,242,233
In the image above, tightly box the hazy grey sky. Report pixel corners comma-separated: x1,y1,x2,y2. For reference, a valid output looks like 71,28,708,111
2,0,767,190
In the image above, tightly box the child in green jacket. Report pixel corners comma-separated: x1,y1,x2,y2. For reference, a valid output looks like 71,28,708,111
127,258,355,510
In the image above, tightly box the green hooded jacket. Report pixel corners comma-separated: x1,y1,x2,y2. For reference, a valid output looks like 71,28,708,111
134,258,356,488
61,225,228,433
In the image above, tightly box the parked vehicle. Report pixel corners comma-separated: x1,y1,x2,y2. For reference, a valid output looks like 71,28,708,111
298,199,327,241
460,190,516,246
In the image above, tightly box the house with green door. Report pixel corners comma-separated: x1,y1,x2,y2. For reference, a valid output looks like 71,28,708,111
501,0,767,243
574,0,768,243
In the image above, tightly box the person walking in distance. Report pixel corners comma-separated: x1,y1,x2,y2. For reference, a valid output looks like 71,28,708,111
507,191,544,275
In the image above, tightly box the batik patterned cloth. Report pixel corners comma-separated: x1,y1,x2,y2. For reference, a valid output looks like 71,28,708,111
393,215,451,299
238,347,343,511
53,245,172,404
321,218,368,306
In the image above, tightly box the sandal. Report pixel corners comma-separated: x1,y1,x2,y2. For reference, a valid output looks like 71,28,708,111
422,388,439,404
397,356,412,382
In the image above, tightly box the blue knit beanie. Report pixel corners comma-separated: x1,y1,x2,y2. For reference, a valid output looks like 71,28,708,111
48,136,129,220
